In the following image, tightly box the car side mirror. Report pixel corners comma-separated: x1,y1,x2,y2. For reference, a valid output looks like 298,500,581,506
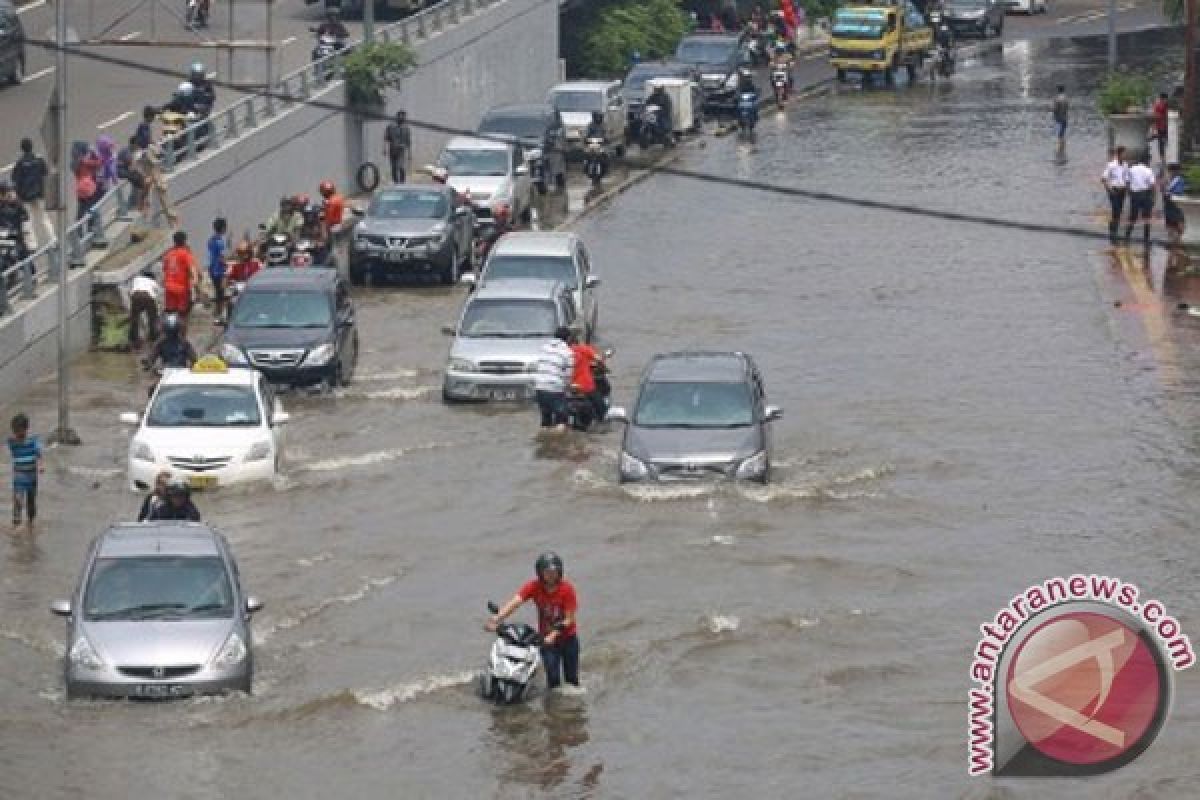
515,164,529,176
50,600,72,617
764,405,783,422
244,596,264,614
585,275,600,289
119,412,140,425
607,406,628,423
273,411,290,426
440,325,457,336
350,207,365,218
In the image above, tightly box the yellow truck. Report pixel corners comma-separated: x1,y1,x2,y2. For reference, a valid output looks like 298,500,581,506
829,2,934,83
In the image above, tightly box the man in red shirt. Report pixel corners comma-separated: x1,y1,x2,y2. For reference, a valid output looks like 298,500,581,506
569,333,607,426
162,230,200,324
1152,92,1169,163
486,552,579,689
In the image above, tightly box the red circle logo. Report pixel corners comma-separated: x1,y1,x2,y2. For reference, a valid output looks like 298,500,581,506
1006,611,1166,767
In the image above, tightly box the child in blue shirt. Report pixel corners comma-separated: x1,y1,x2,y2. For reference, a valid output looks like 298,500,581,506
8,413,42,532
207,217,229,320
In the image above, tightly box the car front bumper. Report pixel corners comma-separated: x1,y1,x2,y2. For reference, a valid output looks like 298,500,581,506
351,240,453,273
249,362,336,388
66,663,251,699
129,454,276,491
443,371,536,402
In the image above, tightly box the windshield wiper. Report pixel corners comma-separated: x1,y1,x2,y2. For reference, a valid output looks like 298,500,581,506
91,602,188,620
187,603,232,616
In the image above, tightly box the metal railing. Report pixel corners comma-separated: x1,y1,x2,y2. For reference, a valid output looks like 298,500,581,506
1,0,499,318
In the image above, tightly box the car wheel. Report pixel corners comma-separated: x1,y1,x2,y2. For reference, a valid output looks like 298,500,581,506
441,245,459,285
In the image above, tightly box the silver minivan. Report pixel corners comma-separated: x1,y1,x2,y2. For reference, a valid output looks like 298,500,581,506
441,279,581,402
547,80,627,156
52,523,262,699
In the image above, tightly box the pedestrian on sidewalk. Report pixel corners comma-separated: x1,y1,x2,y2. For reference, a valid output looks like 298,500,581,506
0,182,31,262
162,230,202,327
95,135,119,198
1101,146,1130,244
1052,85,1069,146
7,413,43,534
1125,154,1157,245
133,106,157,151
385,110,412,184
128,267,162,350
11,138,52,250
72,141,101,238
206,217,229,322
135,139,177,226
117,136,148,214
1151,92,1169,164
1163,162,1186,245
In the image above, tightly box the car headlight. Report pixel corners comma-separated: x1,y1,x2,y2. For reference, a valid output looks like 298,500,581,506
221,343,247,365
619,452,650,479
69,635,105,670
132,441,155,462
244,441,272,462
447,357,476,372
302,343,336,367
724,73,738,89
735,450,768,480
211,632,246,669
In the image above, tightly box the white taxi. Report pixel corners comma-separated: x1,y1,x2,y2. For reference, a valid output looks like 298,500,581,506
120,356,290,491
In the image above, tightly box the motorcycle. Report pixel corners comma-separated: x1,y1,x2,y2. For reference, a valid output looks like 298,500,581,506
933,44,955,79
261,230,294,267
310,28,348,81
565,351,613,432
160,109,207,156
771,65,790,107
583,137,607,188
736,91,758,134
185,0,209,28
481,601,542,705
638,104,673,150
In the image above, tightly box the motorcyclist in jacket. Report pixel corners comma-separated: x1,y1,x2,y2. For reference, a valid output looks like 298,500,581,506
142,312,197,372
162,82,196,116
770,41,794,90
584,111,606,143
316,9,349,40
188,63,216,116
644,85,673,142
297,203,330,264
0,181,31,261
147,480,202,521
264,195,303,239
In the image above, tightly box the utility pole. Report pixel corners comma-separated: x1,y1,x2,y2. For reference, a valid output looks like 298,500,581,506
50,0,80,446
1185,0,1197,155
1107,0,1116,69
364,0,375,44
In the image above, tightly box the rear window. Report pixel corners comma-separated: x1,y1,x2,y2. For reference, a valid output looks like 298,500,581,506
480,114,546,140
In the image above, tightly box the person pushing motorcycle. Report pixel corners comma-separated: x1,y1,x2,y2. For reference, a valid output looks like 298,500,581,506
486,552,580,690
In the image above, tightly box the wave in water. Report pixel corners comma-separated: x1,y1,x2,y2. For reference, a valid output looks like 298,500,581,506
353,369,421,381
255,574,399,644
64,465,124,479
705,614,740,634
335,385,438,402
295,442,453,473
0,628,64,659
354,670,478,711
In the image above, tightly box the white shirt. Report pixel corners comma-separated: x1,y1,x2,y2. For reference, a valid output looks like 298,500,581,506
1129,164,1156,193
1102,159,1128,189
533,339,574,393
130,274,162,307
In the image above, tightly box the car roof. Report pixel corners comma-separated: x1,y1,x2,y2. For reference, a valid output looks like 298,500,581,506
471,278,567,301
550,81,618,92
679,32,741,44
158,365,260,387
482,103,556,119
628,61,693,75
490,232,577,258
445,135,514,152
96,523,224,558
644,351,753,383
245,267,337,290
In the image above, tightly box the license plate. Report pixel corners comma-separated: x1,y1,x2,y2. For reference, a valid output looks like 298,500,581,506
132,683,191,698
188,474,218,490
386,252,410,263
845,70,862,80
488,388,520,401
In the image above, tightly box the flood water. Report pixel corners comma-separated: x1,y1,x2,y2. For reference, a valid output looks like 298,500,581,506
3,30,1200,799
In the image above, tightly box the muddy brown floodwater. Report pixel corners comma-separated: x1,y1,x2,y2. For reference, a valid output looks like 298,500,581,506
3,29,1199,800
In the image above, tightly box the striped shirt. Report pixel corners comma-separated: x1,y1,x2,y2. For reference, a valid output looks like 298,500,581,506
533,340,574,393
8,435,41,490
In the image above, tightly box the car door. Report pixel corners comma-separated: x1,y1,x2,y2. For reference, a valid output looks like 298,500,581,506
748,360,774,453
575,242,596,332
334,280,356,367
258,374,285,456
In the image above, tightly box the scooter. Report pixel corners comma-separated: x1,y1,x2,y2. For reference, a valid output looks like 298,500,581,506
933,44,955,79
185,0,209,28
583,137,607,188
565,351,613,432
771,66,790,107
261,231,294,267
736,91,758,134
481,601,542,705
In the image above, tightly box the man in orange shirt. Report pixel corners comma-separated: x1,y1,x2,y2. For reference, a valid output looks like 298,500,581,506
569,332,607,426
162,230,201,324
319,180,346,238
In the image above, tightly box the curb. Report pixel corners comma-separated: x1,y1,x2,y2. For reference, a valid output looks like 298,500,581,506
553,146,688,231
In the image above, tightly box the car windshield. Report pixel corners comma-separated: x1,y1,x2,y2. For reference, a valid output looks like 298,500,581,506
459,298,558,338
484,255,578,290
230,289,332,328
368,190,449,219
833,10,888,37
438,148,509,177
625,67,675,91
634,380,755,428
84,556,234,620
551,90,603,113
480,115,544,140
147,385,262,427
676,40,735,65
946,0,986,7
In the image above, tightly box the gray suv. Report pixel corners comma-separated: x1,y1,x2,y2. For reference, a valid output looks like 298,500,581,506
609,351,782,483
349,185,475,285
51,522,263,699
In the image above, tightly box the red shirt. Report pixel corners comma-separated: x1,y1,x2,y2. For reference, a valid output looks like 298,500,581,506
1153,98,1169,133
227,258,263,282
570,343,598,393
518,578,578,638
323,194,345,227
162,246,195,292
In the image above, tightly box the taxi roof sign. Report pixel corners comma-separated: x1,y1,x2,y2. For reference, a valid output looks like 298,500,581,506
191,355,229,374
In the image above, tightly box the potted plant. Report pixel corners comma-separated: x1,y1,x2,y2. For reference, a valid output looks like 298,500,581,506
1172,162,1200,247
1097,71,1153,158
343,41,417,119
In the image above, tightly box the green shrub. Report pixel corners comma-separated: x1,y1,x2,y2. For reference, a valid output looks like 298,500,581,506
1182,163,1200,196
564,0,690,79
1097,71,1152,116
343,42,418,108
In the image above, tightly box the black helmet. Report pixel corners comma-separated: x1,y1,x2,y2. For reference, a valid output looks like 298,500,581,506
591,111,604,124
166,479,191,499
535,552,563,581
162,311,181,336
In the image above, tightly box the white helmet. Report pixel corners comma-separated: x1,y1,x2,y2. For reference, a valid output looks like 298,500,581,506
176,81,195,97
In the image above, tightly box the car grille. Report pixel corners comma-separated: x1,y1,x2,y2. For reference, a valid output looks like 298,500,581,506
387,236,432,248
478,361,528,375
360,234,387,247
249,349,304,368
830,47,875,59
118,665,202,679
656,461,734,480
168,455,233,472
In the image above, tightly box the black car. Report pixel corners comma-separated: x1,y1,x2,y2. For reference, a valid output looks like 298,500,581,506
477,104,567,195
621,60,704,137
673,32,747,107
220,268,359,389
941,0,1005,37
0,0,26,86
348,185,475,286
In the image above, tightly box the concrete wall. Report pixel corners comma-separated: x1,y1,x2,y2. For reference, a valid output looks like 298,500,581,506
0,268,94,409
